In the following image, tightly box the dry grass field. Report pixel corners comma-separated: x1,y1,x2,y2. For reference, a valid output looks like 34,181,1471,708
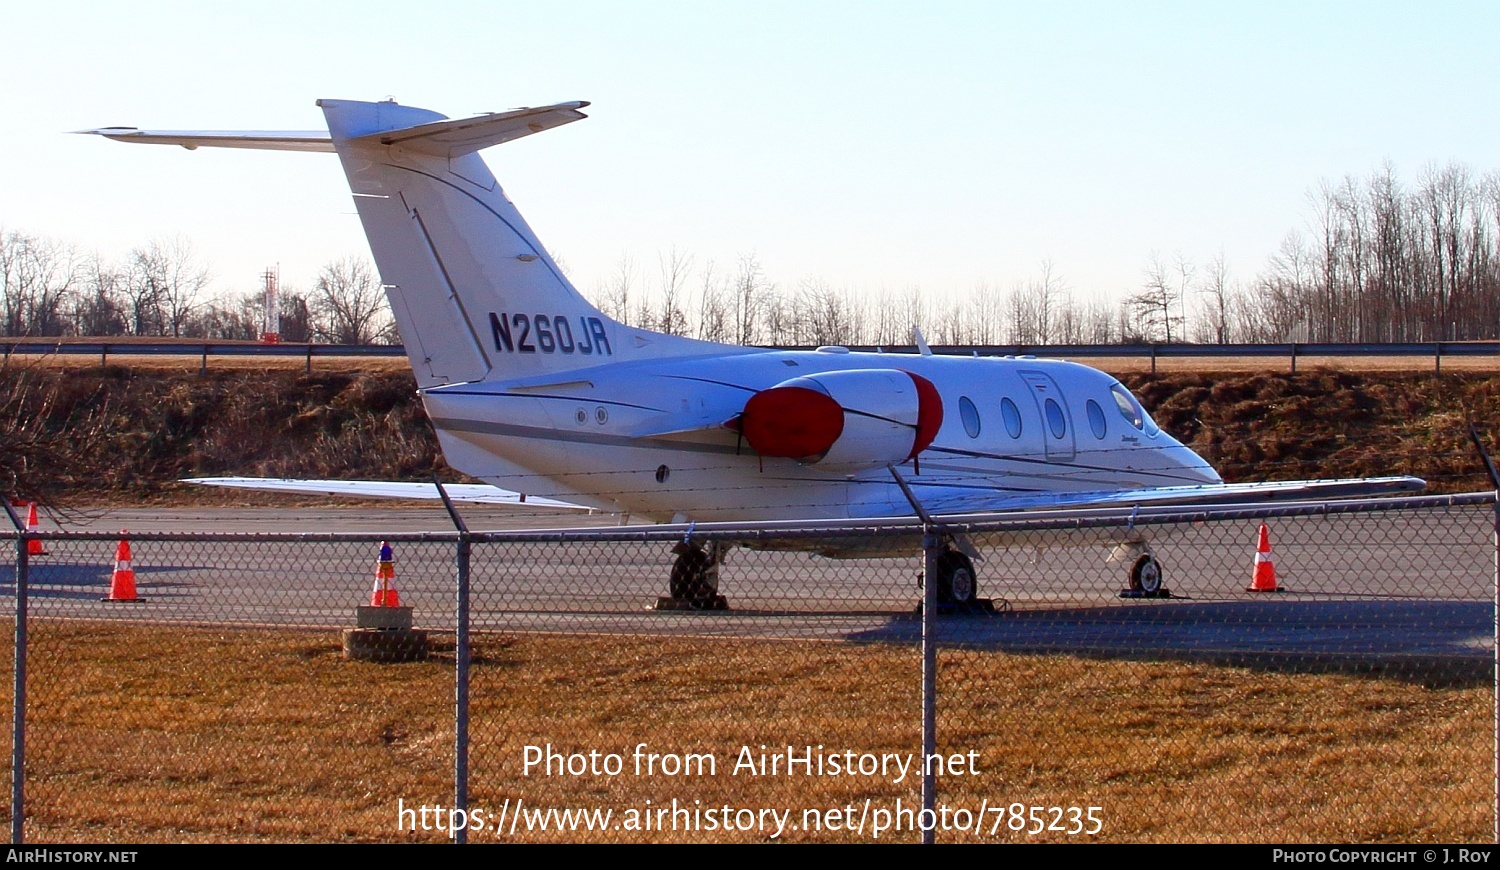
9,623,1493,843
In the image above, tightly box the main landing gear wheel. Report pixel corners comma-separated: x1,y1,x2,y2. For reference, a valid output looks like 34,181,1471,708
670,547,712,601
664,543,727,610
1129,554,1166,597
935,550,978,606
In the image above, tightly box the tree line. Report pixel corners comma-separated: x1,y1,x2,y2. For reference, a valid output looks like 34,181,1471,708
5,162,1497,346
0,236,395,344
596,163,1500,347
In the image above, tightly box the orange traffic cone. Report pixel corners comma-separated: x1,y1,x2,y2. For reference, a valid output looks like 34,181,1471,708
25,503,46,556
370,541,401,607
1247,523,1279,592
103,533,141,602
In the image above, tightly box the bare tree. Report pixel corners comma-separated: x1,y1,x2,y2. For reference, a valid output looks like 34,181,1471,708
1194,251,1233,344
965,279,1003,345
127,237,208,337
1006,280,1040,344
1053,293,1085,344
869,289,908,346
732,253,767,346
72,255,127,337
1366,162,1412,341
1130,252,1188,342
1247,233,1316,342
278,291,315,343
696,259,730,343
899,287,927,346
762,290,792,345
792,278,859,346
195,292,260,340
0,230,77,336
600,255,637,326
657,246,692,336
931,293,967,345
1081,296,1117,344
313,256,389,344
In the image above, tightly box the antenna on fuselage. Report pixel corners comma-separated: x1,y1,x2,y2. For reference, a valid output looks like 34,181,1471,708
912,327,933,356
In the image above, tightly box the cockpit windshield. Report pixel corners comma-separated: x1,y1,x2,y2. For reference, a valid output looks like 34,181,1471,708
1109,383,1160,437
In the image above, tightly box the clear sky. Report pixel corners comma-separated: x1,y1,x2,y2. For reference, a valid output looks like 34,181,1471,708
4,1,1497,307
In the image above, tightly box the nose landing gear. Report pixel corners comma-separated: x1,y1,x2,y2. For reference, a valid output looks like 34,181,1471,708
1112,541,1169,599
935,549,978,606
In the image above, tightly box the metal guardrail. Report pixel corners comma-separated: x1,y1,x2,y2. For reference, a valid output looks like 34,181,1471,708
3,339,1499,373
0,339,403,373
0,340,403,358
908,340,1500,374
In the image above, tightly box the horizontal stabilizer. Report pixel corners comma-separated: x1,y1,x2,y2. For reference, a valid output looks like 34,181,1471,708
75,128,335,152
76,101,589,155
182,477,592,510
346,101,590,157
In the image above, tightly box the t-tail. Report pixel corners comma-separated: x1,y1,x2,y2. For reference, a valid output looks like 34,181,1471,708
81,99,732,388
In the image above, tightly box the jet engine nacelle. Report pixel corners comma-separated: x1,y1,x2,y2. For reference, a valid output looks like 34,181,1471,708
738,369,943,468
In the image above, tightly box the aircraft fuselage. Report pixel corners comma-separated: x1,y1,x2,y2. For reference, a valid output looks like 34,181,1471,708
421,347,1220,522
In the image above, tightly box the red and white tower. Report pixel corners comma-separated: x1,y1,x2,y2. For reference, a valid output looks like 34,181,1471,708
260,266,281,344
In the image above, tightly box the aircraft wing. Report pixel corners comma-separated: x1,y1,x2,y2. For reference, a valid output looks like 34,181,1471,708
181,477,593,510
899,475,1428,518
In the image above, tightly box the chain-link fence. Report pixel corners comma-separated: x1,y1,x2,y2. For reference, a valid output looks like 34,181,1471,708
0,494,1494,842
933,498,1495,843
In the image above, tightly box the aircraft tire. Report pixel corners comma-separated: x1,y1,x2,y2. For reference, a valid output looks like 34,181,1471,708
936,550,978,605
1130,554,1165,596
670,548,713,602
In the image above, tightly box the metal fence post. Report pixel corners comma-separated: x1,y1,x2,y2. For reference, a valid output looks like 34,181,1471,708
921,528,938,845
3,501,27,845
454,535,470,844
10,537,25,846
434,481,471,844
887,465,939,844
1464,425,1500,842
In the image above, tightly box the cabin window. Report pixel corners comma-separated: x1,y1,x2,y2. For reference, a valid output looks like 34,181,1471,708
959,396,981,438
1044,398,1066,439
1086,399,1107,439
1001,397,1022,438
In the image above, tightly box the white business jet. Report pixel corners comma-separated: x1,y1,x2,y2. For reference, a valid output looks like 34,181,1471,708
82,99,1423,605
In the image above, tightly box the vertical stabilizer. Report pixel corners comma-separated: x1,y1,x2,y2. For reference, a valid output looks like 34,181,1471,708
319,99,641,387
83,98,740,387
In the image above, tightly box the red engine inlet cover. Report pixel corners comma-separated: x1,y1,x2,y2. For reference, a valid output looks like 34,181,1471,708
740,385,845,461
907,371,942,458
